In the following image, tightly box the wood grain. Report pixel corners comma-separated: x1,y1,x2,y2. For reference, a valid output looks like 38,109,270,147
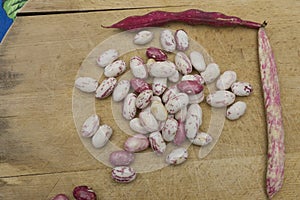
1,1,300,199
20,0,202,13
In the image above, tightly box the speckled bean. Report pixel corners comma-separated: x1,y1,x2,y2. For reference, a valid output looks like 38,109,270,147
130,56,148,79
75,77,98,93
200,63,220,84
133,30,154,45
104,60,126,77
175,52,192,75
206,91,235,108
92,124,112,148
175,29,189,51
216,71,237,90
109,150,135,166
112,80,130,102
190,132,212,146
149,131,167,154
97,49,119,67
166,147,188,165
190,51,206,72
95,77,117,99
122,93,137,120
124,134,149,152
160,29,176,52
226,101,247,120
81,114,100,138
152,77,167,96
231,82,253,96
112,166,136,183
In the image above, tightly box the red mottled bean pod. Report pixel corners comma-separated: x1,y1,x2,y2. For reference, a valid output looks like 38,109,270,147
102,9,264,30
258,27,285,199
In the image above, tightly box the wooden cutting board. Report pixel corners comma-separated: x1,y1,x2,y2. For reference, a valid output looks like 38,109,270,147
0,1,299,199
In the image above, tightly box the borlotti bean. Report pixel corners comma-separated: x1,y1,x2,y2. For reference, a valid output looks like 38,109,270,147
190,51,206,72
206,91,235,108
130,78,152,93
173,120,186,146
165,93,189,114
146,47,168,61
124,134,149,152
129,118,149,134
185,104,202,139
139,110,159,132
130,56,148,79
75,77,98,93
95,77,117,99
149,131,167,154
149,61,176,78
92,124,112,148
216,71,237,90
97,49,119,67
109,150,135,166
181,74,205,85
162,118,178,142
135,89,153,109
190,132,213,146
226,101,247,120
112,80,130,102
231,82,253,96
200,63,220,84
151,101,168,121
168,70,180,83
175,29,189,51
188,91,204,104
175,106,188,122
152,77,167,95
166,147,188,165
160,29,176,52
81,114,100,137
175,52,192,75
162,85,180,103
133,30,154,45
112,166,136,183
122,93,137,120
177,80,203,95
104,60,126,77
72,186,96,200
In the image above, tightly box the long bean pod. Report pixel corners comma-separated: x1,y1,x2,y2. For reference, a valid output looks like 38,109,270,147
258,27,285,199
102,9,265,30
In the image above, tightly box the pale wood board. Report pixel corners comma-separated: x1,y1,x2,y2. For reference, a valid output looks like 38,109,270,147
20,0,252,13
1,1,300,199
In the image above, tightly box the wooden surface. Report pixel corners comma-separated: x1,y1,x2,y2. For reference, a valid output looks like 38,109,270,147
1,0,300,199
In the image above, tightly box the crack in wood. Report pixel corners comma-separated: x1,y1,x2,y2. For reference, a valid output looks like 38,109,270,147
17,5,189,16
0,168,100,179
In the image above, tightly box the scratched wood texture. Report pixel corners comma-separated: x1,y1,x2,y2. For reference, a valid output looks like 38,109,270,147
1,0,300,199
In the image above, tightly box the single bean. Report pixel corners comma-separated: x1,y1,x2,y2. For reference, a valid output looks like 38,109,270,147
146,47,168,61
73,186,97,200
109,150,135,166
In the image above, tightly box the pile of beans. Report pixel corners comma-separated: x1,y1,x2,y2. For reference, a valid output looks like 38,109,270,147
75,29,253,183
